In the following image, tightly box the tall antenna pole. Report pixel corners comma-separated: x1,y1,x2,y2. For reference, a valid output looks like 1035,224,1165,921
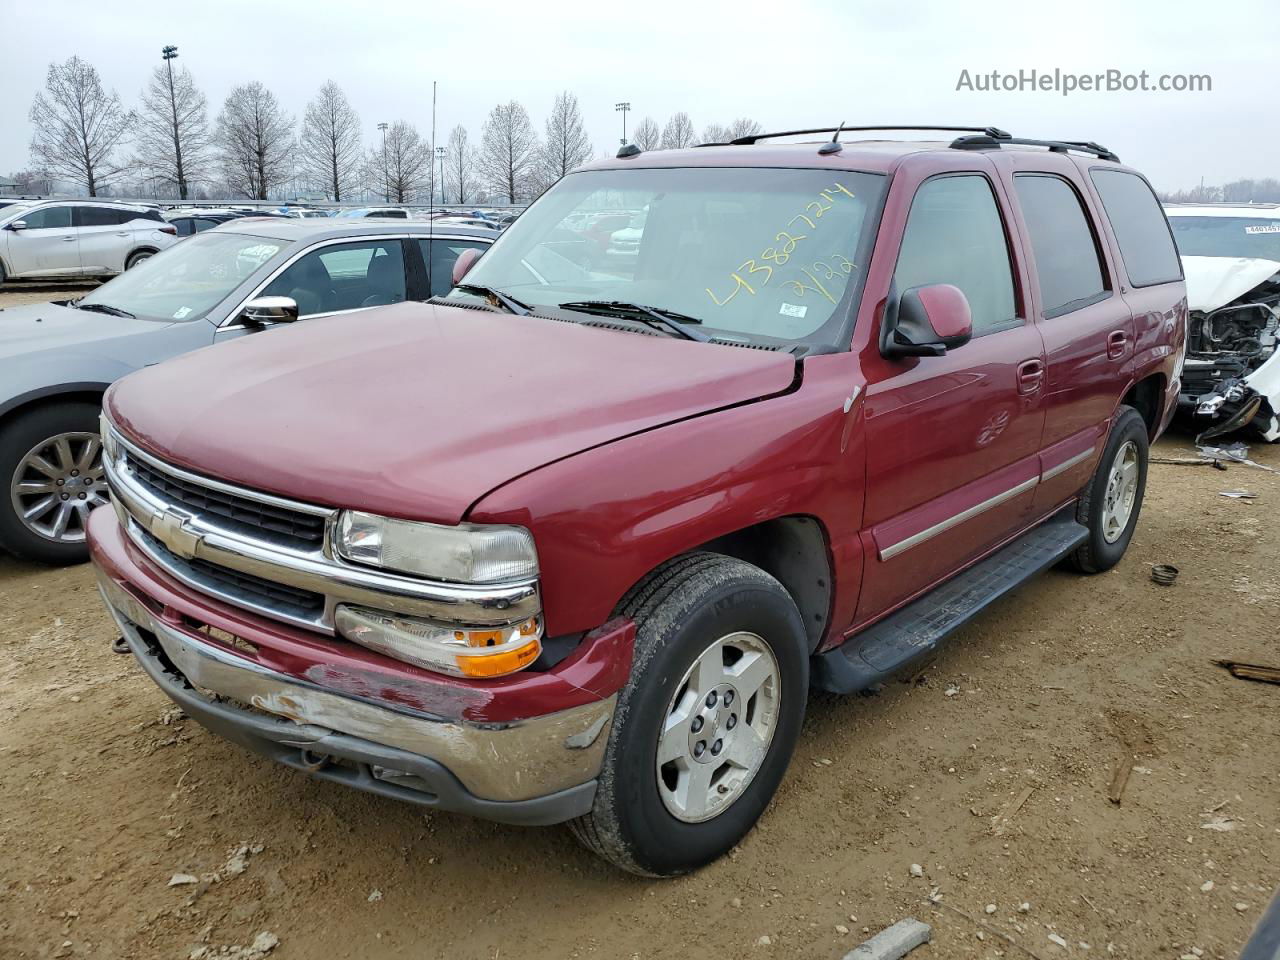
429,81,437,226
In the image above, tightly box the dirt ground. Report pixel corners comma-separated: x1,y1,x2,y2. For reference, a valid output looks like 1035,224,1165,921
1,281,1277,960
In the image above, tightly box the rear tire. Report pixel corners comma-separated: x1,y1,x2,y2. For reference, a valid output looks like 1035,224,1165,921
0,402,105,565
569,552,809,876
1067,405,1148,574
125,250,153,270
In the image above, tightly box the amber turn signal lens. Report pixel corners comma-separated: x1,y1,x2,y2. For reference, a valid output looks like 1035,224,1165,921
456,636,541,678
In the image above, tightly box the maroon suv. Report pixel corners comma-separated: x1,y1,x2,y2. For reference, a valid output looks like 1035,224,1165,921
88,126,1186,876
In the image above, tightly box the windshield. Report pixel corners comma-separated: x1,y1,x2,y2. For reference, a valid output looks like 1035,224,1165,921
1168,216,1280,261
79,231,289,322
453,166,886,345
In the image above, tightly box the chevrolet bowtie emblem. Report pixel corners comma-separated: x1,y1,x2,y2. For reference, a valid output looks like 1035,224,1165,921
154,508,201,560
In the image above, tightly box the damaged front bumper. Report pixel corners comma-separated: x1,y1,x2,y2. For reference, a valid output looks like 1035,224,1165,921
1183,350,1280,443
89,508,632,826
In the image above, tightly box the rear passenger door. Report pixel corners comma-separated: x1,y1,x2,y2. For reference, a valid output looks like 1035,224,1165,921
74,206,130,273
858,169,1047,622
999,158,1135,508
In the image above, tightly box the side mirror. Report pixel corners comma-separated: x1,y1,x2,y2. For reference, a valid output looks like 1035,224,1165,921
451,248,483,286
6,220,27,231
241,296,299,326
881,283,973,358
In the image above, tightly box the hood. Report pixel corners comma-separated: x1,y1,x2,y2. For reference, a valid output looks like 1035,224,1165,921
1181,255,1280,313
106,302,797,524
0,300,169,362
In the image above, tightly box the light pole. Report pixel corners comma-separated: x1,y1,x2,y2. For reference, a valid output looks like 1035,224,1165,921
377,122,389,202
615,102,631,145
435,146,446,205
161,45,187,201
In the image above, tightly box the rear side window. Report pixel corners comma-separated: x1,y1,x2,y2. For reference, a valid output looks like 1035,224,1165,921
1090,170,1182,287
420,238,490,297
1013,175,1108,318
894,175,1018,336
172,218,196,236
75,207,126,227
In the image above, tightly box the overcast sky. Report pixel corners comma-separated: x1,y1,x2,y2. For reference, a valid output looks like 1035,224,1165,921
0,0,1272,191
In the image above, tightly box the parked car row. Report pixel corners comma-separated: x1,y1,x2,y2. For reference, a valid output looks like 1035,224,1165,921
0,199,178,283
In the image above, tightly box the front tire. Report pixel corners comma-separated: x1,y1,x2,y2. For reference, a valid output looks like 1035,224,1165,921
0,402,106,565
569,553,809,876
1067,405,1149,574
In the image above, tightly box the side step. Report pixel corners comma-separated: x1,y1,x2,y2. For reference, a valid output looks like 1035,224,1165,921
812,510,1088,694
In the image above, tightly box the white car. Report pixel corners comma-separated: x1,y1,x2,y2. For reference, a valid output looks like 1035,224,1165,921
0,200,178,284
1165,202,1280,441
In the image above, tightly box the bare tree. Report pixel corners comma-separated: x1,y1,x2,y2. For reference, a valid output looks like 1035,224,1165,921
725,117,764,140
28,56,133,196
133,62,211,200
479,101,539,203
297,81,362,202
443,125,476,204
633,116,661,151
660,112,695,150
537,91,592,189
216,81,294,200
370,120,430,203
700,122,730,144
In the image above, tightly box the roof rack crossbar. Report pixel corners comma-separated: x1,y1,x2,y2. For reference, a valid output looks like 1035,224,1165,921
950,134,1119,162
721,125,1012,146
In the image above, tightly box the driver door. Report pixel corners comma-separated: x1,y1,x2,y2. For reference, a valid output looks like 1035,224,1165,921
8,204,81,276
856,170,1046,624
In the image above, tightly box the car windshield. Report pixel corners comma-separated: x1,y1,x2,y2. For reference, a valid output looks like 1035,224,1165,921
451,166,886,345
1168,216,1280,261
77,231,289,322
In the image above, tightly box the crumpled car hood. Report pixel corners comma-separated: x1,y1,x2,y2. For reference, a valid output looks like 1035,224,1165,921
1182,256,1280,312
106,301,798,524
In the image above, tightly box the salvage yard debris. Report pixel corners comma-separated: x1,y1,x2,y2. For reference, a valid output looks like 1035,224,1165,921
992,786,1035,835
841,918,931,960
1214,659,1280,685
1151,564,1180,586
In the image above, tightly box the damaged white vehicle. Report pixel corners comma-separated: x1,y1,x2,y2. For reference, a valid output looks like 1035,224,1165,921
1166,203,1280,441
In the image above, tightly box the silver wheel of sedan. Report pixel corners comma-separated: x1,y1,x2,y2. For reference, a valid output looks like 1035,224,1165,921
1101,439,1140,544
9,432,108,544
656,631,780,823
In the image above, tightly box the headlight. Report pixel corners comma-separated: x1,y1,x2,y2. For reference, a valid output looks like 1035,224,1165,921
335,511,538,584
100,413,120,463
335,605,542,678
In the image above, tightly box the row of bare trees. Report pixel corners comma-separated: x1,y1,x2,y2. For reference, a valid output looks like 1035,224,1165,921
21,55,760,205
1159,178,1280,204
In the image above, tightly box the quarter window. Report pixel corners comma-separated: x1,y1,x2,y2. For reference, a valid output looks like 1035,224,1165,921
1090,169,1182,287
262,240,406,317
894,175,1018,336
1013,174,1108,318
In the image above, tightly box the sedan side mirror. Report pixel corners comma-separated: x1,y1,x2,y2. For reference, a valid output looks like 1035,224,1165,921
881,283,973,358
451,248,483,286
6,220,27,231
241,296,299,326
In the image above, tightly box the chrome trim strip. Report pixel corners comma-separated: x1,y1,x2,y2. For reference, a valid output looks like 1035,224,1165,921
1041,445,1096,483
104,430,541,630
879,476,1040,561
96,573,612,804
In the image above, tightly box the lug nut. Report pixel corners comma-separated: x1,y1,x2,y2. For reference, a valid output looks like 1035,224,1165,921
60,493,69,501
70,469,79,477
726,714,737,730
705,690,718,708
56,478,65,486
78,492,86,500
723,689,734,706
711,739,723,756
693,740,706,758
690,716,704,733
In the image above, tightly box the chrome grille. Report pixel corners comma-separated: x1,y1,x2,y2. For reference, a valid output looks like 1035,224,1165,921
126,453,326,548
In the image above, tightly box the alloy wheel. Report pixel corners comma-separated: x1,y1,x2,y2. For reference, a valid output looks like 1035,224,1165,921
9,432,109,544
1101,439,1139,544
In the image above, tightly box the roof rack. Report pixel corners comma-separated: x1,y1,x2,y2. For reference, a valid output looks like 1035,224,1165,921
720,125,1012,146
950,134,1119,162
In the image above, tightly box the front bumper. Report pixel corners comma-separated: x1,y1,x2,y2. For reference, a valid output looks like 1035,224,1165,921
90,508,633,826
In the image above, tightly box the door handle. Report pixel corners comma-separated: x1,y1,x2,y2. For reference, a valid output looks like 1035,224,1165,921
1016,359,1044,396
115,232,130,237
62,236,77,242
1107,330,1128,360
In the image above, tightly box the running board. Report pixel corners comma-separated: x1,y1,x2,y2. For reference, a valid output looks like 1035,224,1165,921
812,510,1088,694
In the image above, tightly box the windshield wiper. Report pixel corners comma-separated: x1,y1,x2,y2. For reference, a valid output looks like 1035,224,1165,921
74,301,135,319
455,283,530,316
557,300,712,342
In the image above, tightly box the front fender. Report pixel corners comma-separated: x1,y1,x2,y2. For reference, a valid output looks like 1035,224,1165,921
466,352,868,638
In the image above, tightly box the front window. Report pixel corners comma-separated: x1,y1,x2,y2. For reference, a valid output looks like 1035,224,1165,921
453,167,886,346
1168,215,1280,261
262,239,406,316
77,231,289,322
